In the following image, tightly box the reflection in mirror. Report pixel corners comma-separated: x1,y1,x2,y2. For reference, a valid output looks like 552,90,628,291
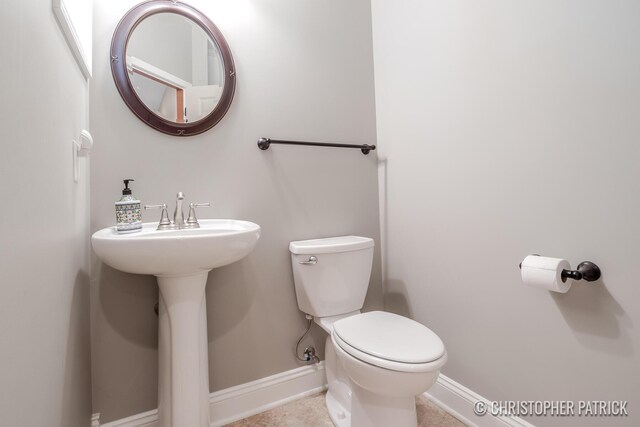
126,13,225,124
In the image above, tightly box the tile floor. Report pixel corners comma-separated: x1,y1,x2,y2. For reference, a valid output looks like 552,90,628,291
226,392,467,426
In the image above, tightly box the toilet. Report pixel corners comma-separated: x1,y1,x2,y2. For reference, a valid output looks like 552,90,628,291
290,236,447,427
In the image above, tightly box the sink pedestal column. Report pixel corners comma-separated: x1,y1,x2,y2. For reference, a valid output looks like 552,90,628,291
157,272,211,427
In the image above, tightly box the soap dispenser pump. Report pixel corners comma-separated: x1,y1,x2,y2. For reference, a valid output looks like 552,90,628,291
115,179,142,233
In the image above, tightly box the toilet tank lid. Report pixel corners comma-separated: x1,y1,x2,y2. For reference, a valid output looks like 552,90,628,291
289,236,374,255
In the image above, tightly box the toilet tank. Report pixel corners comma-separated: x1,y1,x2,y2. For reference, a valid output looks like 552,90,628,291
290,236,374,318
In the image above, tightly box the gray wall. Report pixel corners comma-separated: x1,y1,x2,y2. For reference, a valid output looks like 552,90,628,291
372,0,639,426
91,0,381,422
0,1,92,426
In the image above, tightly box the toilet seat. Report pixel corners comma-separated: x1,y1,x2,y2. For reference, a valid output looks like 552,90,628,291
333,311,446,373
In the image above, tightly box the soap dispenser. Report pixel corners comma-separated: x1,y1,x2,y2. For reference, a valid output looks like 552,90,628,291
115,179,142,233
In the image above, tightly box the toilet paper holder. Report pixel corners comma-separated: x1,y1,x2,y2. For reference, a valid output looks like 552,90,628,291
519,256,601,282
560,261,601,282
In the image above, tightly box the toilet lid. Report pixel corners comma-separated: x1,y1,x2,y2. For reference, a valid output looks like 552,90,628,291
333,311,445,364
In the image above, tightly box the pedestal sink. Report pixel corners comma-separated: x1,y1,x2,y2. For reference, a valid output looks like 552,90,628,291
92,219,261,427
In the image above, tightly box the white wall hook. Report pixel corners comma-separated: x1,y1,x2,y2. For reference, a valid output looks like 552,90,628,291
77,129,93,155
73,129,93,182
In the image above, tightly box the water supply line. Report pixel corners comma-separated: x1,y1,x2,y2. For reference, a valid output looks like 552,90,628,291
295,314,320,364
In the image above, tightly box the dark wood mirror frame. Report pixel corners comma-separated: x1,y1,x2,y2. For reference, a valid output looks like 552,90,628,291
110,0,236,136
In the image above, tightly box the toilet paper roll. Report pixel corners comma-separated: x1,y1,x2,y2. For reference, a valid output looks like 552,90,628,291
520,255,572,293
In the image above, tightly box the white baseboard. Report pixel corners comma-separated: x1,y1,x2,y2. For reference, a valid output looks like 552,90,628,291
425,375,535,427
99,410,157,427
95,365,534,427
97,362,327,427
210,362,327,426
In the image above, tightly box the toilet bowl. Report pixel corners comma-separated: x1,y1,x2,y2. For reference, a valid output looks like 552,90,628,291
332,311,447,426
290,236,447,427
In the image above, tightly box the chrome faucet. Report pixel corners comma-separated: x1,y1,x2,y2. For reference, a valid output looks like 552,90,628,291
185,202,211,228
173,192,185,228
143,203,172,230
146,192,210,230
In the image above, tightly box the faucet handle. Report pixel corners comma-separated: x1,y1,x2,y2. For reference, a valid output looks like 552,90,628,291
185,203,210,228
144,204,172,230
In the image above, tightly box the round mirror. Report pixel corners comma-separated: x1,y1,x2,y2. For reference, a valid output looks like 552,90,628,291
111,1,236,136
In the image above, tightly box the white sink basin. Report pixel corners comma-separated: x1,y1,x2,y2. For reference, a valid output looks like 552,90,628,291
92,219,261,276
91,218,261,427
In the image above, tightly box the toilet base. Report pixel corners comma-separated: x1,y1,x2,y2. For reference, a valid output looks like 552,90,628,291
326,389,351,427
351,383,417,427
324,336,353,427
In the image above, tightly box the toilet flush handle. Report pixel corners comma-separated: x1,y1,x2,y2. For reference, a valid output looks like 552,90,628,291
299,256,318,265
